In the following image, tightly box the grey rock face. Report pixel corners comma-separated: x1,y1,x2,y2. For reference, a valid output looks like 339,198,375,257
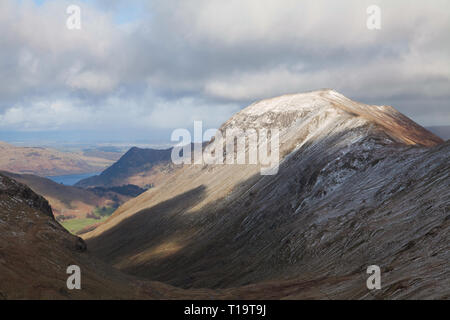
0,174,54,219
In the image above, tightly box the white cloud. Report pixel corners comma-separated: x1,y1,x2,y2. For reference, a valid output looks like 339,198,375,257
66,71,118,93
0,0,449,138
147,97,240,129
0,99,90,131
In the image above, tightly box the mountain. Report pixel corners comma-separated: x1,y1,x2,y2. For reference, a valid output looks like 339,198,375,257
427,125,450,140
83,90,449,299
75,146,175,188
0,142,115,176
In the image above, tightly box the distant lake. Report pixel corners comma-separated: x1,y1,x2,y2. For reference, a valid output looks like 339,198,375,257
47,172,100,186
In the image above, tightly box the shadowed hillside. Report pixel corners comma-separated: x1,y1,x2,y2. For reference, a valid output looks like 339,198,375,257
0,173,230,299
1,172,371,299
75,147,174,188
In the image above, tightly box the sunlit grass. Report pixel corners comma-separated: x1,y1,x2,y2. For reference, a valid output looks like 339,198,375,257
60,205,117,234
61,216,109,234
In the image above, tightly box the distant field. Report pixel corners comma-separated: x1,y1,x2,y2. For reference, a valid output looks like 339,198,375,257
61,216,109,234
61,205,116,234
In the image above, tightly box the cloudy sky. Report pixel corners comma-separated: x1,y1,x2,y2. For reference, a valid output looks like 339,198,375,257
0,0,449,145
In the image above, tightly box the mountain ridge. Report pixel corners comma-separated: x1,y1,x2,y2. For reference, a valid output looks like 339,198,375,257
75,146,174,188
222,89,442,147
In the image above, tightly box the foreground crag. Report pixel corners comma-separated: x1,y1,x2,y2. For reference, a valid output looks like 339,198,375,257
0,174,128,299
0,173,224,299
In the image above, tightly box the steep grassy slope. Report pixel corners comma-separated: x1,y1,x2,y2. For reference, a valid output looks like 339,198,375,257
1,172,342,300
0,173,228,299
84,90,449,299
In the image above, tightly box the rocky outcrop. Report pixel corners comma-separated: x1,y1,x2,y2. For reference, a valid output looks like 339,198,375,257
0,174,54,219
0,173,215,299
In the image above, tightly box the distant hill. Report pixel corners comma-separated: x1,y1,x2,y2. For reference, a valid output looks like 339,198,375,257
81,146,125,161
427,125,450,140
0,141,115,176
75,146,175,188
